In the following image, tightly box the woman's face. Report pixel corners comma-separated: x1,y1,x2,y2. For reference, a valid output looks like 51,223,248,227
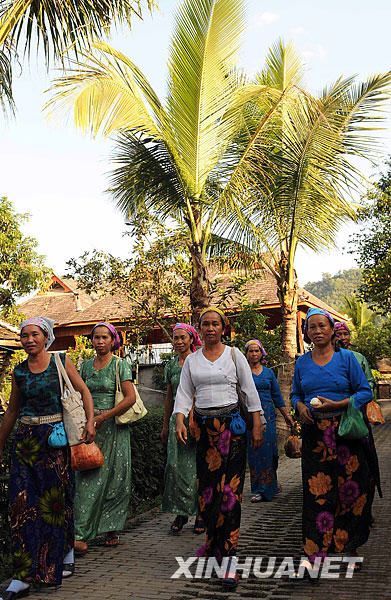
173,329,192,355
92,326,114,355
200,311,224,345
20,325,47,355
307,315,334,347
335,328,351,348
246,344,262,366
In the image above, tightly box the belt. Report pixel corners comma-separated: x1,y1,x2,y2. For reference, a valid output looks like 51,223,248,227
312,409,344,420
195,403,238,417
20,413,62,425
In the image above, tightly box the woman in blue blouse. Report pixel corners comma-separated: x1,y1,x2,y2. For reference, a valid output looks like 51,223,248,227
291,308,373,569
245,340,294,502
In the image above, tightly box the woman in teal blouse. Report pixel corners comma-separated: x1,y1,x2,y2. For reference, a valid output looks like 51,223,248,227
74,322,135,555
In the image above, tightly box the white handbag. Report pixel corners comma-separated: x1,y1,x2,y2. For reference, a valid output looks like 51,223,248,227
54,352,87,446
114,358,148,425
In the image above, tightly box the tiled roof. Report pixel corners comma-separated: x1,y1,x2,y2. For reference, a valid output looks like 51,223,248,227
0,320,20,348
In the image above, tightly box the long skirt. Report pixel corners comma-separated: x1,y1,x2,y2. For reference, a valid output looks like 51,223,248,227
9,423,74,586
194,410,247,560
247,401,279,500
162,413,198,516
74,419,131,541
301,416,372,560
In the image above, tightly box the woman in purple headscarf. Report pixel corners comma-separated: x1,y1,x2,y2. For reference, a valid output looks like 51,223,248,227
245,339,294,502
161,323,204,534
74,323,135,555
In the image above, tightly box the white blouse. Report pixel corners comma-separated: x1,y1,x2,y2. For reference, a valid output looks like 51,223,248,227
173,346,265,423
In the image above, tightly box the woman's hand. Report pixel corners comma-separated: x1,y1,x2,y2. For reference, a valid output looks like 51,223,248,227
251,424,264,449
315,396,339,411
297,401,314,424
175,413,188,445
284,413,295,429
83,419,96,442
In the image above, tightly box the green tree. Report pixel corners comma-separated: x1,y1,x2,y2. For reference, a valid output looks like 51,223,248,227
0,0,156,107
352,159,391,315
46,0,302,319
353,320,391,367
213,43,391,401
342,294,375,332
305,269,362,311
0,196,50,315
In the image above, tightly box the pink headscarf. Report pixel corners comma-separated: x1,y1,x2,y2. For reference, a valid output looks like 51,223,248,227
173,323,202,352
92,322,122,351
334,322,351,334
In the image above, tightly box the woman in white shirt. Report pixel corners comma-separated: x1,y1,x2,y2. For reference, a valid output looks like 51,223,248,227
174,307,265,589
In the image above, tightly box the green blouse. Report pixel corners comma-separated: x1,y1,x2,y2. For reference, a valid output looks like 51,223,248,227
80,356,132,410
164,356,182,399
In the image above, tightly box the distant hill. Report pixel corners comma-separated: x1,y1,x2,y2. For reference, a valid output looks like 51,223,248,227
305,269,362,312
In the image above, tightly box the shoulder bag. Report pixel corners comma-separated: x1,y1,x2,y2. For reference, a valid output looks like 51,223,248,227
230,346,253,430
54,352,87,446
114,357,148,425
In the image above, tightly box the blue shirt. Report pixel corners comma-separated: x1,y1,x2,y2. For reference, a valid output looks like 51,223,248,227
252,367,285,416
291,348,372,411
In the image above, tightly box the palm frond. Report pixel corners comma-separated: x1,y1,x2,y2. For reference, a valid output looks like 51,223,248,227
0,44,15,113
0,0,156,64
45,43,164,138
166,0,245,196
257,38,304,90
109,131,187,223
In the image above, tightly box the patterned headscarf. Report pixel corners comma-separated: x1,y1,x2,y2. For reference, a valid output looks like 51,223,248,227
304,308,335,342
199,306,228,326
173,323,202,352
334,322,351,334
244,339,267,364
20,317,56,350
92,322,122,351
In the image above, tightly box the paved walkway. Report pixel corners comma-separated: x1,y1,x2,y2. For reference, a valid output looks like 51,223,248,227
2,404,390,600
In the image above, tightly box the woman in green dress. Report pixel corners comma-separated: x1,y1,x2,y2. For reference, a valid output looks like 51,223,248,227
161,323,204,534
74,322,135,555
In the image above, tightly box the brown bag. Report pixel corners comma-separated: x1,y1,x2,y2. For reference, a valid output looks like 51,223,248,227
70,442,104,471
284,425,302,458
366,400,385,425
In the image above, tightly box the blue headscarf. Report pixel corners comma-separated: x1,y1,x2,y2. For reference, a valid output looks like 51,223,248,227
304,308,335,342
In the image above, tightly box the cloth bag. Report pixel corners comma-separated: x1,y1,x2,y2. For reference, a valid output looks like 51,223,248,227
70,442,104,471
366,400,385,425
230,347,253,430
54,352,86,446
284,425,302,458
338,397,369,439
48,422,68,448
114,357,148,425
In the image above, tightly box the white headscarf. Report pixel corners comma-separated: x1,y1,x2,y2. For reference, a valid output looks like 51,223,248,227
20,317,56,349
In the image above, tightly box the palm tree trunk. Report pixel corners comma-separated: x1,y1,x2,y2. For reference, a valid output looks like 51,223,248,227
189,242,210,324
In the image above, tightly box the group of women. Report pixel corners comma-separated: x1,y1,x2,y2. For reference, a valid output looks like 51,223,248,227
0,319,135,599
0,304,380,597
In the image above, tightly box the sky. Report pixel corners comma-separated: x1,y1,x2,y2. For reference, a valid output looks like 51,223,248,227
1,0,390,286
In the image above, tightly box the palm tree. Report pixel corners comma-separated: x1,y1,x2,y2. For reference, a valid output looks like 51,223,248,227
0,0,155,106
46,0,296,317
212,42,391,401
343,294,375,332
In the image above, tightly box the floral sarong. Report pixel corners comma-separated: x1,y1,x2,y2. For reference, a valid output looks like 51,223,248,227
301,416,371,560
9,423,74,586
194,410,246,559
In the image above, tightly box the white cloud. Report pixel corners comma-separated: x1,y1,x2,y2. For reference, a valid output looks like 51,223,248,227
290,26,305,35
302,43,327,61
254,11,280,27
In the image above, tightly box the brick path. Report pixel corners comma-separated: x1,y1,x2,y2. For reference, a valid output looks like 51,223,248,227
2,404,390,600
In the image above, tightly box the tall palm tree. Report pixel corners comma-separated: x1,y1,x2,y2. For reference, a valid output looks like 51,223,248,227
0,0,155,106
46,0,296,317
213,42,391,400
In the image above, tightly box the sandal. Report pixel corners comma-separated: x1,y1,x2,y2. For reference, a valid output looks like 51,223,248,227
251,494,263,503
74,540,88,556
221,557,240,590
62,563,75,578
103,533,120,547
170,515,188,535
193,516,205,535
